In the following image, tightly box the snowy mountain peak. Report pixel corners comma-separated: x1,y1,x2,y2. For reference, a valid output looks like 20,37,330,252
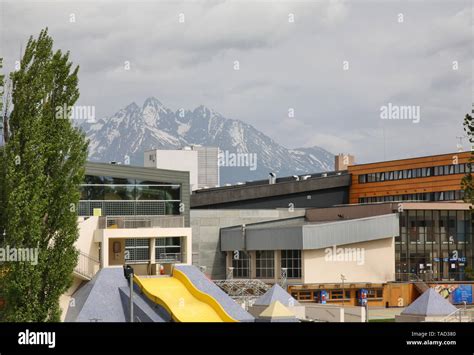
143,96,163,109
80,98,333,184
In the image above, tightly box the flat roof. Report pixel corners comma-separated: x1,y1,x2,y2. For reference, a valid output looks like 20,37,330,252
347,151,470,169
191,173,350,207
220,213,399,251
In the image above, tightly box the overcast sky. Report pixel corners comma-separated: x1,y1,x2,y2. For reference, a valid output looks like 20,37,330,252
0,0,472,164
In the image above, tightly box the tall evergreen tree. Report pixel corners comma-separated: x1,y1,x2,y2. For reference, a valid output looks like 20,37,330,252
461,113,473,205
2,29,88,321
0,58,6,320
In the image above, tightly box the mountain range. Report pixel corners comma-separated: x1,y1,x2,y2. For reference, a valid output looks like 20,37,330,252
78,97,334,184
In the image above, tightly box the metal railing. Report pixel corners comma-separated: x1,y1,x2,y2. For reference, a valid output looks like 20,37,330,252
98,215,184,229
156,253,182,263
396,272,434,282
78,200,181,217
74,251,100,280
441,307,474,322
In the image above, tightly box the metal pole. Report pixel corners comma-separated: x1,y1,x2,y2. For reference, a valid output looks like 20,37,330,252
365,302,369,323
342,279,345,308
129,272,134,323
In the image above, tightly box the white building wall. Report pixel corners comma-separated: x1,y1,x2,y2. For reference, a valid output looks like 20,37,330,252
303,237,395,284
144,149,199,191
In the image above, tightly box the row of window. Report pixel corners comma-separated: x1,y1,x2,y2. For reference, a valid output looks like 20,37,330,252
80,184,180,201
124,237,182,262
232,250,302,279
359,190,464,203
291,289,383,301
358,163,470,184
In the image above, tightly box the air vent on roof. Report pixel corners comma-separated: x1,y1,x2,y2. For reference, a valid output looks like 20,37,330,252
293,175,300,181
302,175,311,180
269,172,276,184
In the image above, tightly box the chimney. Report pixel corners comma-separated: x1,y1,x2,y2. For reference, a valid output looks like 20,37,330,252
335,154,355,171
269,172,276,184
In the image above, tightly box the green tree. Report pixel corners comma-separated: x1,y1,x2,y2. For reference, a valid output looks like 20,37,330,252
0,58,6,320
461,113,474,203
2,29,88,321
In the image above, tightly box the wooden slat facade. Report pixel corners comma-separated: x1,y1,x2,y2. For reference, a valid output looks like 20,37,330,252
348,152,471,204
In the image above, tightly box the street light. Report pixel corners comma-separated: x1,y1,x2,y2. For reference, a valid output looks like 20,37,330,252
340,274,346,308
123,264,134,323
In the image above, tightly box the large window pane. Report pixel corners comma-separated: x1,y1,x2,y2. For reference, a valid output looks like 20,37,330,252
232,251,250,278
281,250,301,278
256,251,274,278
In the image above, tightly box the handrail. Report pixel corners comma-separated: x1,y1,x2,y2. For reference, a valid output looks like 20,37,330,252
98,215,184,229
74,251,100,280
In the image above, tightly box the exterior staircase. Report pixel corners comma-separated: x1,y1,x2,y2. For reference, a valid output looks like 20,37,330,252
73,251,100,281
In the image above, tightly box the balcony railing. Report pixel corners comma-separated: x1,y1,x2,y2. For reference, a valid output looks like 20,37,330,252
99,215,185,229
74,251,100,280
78,200,181,217
156,253,182,263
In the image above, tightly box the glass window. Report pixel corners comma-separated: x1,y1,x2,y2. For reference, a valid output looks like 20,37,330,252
125,238,150,262
281,250,301,279
232,251,250,278
156,237,182,262
256,251,274,278
388,171,394,180
358,175,366,183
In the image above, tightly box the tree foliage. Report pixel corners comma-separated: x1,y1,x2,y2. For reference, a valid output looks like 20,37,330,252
462,114,474,205
1,29,88,321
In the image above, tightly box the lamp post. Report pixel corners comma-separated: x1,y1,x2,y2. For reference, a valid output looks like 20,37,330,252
123,265,134,322
340,274,346,308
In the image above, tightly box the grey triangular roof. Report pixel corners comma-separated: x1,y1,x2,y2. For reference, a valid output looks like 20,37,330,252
254,284,301,307
401,288,458,316
66,268,128,322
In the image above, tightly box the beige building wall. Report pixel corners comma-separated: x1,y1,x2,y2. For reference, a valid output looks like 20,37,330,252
303,237,395,284
76,216,100,259
94,227,192,269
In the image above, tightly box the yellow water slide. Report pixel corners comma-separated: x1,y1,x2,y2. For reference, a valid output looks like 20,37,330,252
134,268,237,322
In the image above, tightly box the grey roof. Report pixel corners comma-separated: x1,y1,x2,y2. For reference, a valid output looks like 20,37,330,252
66,268,173,322
221,213,399,251
66,268,128,322
254,284,301,307
401,288,458,316
191,173,350,208
118,286,169,322
174,265,254,322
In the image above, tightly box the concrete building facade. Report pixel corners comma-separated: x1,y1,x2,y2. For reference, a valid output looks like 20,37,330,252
145,146,219,191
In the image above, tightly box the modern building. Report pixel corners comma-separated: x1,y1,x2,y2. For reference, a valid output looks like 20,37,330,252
219,211,398,306
62,162,194,320
145,146,219,191
189,151,474,308
191,209,306,279
191,171,350,209
348,152,470,204
76,162,192,275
